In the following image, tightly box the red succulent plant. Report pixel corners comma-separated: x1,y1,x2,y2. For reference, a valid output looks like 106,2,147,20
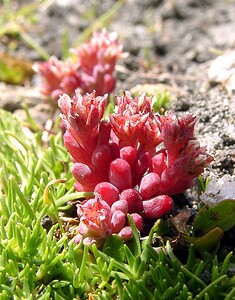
34,30,127,102
58,90,213,246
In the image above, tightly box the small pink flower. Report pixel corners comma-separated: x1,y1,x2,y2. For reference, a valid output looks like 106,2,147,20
110,92,151,148
110,113,148,148
161,112,197,164
81,64,116,96
33,56,61,95
71,29,127,75
153,114,214,195
110,92,161,150
116,91,152,114
77,197,112,241
159,140,213,195
33,56,82,102
75,196,138,246
179,139,213,177
139,116,162,152
58,91,108,155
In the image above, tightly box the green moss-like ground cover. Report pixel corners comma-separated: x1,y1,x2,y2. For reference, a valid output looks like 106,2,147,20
0,108,235,299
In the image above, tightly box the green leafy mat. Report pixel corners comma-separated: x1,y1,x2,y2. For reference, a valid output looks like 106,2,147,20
0,109,235,299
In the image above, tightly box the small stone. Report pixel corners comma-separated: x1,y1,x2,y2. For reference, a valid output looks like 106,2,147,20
200,174,235,206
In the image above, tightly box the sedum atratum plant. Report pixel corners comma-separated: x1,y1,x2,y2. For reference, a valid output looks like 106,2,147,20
34,29,127,103
35,29,213,247
58,90,213,246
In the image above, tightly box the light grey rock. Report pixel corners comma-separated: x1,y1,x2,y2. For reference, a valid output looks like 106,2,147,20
200,175,235,206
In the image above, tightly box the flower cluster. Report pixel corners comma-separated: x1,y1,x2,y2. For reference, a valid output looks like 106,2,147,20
74,195,145,246
34,30,126,103
58,91,213,245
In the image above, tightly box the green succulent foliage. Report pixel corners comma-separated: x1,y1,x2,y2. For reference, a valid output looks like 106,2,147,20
0,109,90,299
152,90,170,114
194,200,235,235
90,228,235,300
130,84,171,115
0,108,235,299
182,200,235,252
